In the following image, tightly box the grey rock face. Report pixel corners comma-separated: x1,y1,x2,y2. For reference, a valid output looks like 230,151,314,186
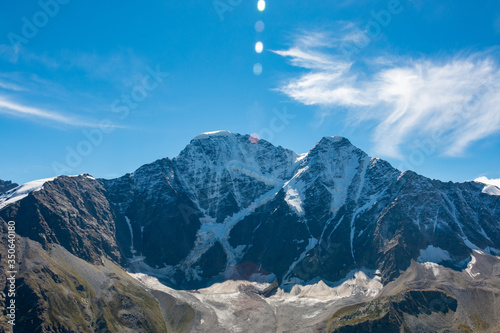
0,179,18,194
0,175,121,264
2,132,500,290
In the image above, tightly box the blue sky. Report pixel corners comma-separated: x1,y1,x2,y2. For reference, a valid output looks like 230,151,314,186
0,0,499,184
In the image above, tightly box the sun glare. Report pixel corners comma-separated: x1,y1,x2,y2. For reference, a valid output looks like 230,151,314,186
255,41,264,53
257,0,266,12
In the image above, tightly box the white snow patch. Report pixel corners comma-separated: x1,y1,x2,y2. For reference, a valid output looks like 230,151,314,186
0,177,57,210
465,255,480,278
421,262,441,276
198,280,269,295
193,130,233,140
295,152,308,164
481,185,500,196
302,310,321,319
285,188,304,215
417,245,451,264
277,270,382,302
283,166,309,216
397,171,407,181
124,216,136,255
475,177,500,196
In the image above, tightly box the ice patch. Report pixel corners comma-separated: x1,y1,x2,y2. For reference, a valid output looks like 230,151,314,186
0,177,57,210
417,245,451,264
461,236,481,251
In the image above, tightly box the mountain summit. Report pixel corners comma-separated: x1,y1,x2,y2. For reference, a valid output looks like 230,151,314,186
2,132,498,288
1,132,500,331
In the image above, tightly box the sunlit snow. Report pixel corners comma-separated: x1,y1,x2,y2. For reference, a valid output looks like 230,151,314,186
0,177,57,210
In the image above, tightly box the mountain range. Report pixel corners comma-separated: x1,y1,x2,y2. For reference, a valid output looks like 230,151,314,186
1,131,499,332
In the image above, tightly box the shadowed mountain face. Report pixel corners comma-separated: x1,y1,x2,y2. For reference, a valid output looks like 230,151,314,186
1,132,499,332
1,132,499,290
102,132,499,288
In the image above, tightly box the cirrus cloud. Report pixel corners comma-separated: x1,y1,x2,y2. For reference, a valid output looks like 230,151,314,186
274,32,500,158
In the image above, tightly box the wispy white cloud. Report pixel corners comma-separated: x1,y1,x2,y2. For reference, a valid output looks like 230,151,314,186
0,96,118,128
275,31,500,157
0,48,147,128
0,79,26,92
0,46,147,89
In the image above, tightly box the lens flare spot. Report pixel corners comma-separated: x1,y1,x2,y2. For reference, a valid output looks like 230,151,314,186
255,20,265,32
255,41,264,53
257,0,266,11
253,63,263,75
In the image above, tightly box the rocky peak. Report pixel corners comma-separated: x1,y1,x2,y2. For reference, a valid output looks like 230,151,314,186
0,179,18,194
307,136,365,159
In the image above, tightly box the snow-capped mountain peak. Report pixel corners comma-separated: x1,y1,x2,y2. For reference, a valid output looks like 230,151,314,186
475,176,500,196
2,133,499,291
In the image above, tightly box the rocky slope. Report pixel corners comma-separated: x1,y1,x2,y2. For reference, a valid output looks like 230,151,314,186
0,218,188,333
1,131,499,332
0,175,121,264
101,132,500,289
322,250,500,332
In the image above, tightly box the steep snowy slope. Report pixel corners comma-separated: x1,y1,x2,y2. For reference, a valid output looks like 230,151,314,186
2,132,499,290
